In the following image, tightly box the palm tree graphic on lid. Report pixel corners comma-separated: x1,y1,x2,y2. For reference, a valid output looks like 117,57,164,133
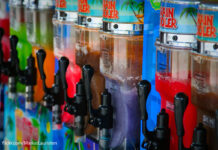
121,0,144,23
180,7,197,25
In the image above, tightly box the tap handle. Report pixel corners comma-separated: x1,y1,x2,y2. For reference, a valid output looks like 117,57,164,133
82,65,94,118
59,57,69,90
10,35,18,54
137,80,151,121
59,57,70,104
9,35,18,76
174,93,188,137
26,55,37,86
82,65,94,101
36,49,46,80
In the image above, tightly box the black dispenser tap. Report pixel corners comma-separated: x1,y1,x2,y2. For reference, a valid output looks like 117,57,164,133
36,49,64,129
0,35,19,98
137,80,170,150
174,93,208,150
16,53,37,109
98,89,113,150
59,56,87,138
82,65,113,150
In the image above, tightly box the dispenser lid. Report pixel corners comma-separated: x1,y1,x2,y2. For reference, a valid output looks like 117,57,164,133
197,2,218,43
102,0,144,35
160,0,200,35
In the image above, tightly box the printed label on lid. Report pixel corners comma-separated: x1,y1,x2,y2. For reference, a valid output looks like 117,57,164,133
103,0,144,23
160,1,199,34
78,0,103,17
197,8,218,42
56,0,78,12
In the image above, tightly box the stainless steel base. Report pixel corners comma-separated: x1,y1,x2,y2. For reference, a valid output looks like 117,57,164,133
103,22,143,35
160,32,197,48
78,15,102,28
197,41,218,57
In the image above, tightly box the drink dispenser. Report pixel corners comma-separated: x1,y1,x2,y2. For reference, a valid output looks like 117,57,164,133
141,0,162,148
37,49,64,129
0,35,37,107
100,0,144,148
53,0,81,124
82,64,113,150
59,57,114,148
156,0,200,149
16,54,37,110
75,0,105,136
0,35,19,99
191,2,218,150
156,39,198,150
25,0,55,102
142,0,161,135
59,56,87,142
0,0,10,84
9,0,32,92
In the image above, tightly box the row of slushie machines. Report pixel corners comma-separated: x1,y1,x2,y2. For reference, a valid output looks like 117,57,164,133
0,0,217,149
